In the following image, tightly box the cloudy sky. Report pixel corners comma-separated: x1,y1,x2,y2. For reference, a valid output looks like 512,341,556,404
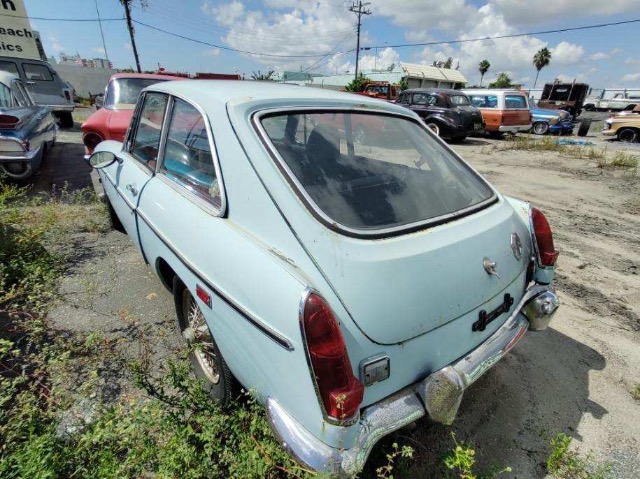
24,0,640,88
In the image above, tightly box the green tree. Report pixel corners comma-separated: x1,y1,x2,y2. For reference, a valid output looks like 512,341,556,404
489,72,513,88
344,74,373,92
478,59,490,86
443,57,453,69
398,77,408,91
533,47,552,88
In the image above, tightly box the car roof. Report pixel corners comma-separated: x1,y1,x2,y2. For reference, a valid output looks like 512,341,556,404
403,88,466,95
146,80,414,115
110,72,185,81
463,89,527,95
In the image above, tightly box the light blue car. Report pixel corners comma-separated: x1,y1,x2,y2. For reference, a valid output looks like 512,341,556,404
88,81,560,476
530,107,574,135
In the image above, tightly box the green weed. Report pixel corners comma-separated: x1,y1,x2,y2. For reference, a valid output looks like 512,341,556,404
547,433,611,479
632,384,640,401
442,433,511,479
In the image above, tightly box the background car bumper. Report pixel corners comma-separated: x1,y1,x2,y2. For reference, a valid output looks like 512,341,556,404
601,128,616,137
267,283,559,476
48,105,75,112
0,146,41,163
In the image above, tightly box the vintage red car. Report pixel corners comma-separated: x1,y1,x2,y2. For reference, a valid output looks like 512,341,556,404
81,73,181,158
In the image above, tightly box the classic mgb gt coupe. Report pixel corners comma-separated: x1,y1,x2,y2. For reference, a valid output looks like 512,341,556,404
88,81,559,475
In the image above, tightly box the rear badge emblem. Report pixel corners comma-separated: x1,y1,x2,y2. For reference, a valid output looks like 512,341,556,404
483,257,500,278
511,233,523,260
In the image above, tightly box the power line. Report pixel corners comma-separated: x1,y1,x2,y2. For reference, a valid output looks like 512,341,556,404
364,18,640,50
132,19,347,58
0,13,123,22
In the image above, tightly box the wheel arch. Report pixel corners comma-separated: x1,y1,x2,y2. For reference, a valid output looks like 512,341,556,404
156,257,177,293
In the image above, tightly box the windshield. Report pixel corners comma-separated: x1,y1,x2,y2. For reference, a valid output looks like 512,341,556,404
105,78,170,109
449,95,470,106
259,111,494,234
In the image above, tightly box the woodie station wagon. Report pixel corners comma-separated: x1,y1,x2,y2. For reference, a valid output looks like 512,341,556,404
88,81,560,475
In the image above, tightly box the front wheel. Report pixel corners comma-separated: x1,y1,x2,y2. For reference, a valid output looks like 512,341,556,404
174,278,234,405
618,128,639,143
532,122,549,135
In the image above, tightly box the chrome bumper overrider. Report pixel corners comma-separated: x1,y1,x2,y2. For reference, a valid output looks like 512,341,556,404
266,284,559,476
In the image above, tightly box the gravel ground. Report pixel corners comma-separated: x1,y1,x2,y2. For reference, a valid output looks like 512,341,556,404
33,116,640,478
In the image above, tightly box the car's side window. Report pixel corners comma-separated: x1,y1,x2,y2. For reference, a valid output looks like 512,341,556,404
160,98,221,206
22,63,54,81
397,93,409,104
130,92,169,168
0,82,12,108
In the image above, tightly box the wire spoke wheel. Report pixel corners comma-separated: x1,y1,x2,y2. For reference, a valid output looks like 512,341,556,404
618,128,638,143
182,289,220,384
533,122,549,135
426,123,440,136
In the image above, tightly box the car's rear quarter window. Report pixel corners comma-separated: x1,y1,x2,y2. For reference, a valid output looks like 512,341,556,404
259,111,494,234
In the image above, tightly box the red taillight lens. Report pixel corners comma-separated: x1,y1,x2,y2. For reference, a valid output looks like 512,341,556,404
64,91,71,101
0,114,20,129
531,207,559,266
302,293,364,421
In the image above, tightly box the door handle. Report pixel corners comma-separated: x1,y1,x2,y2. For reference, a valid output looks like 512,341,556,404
125,184,138,196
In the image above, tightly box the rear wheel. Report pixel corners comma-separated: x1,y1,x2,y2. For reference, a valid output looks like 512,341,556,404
583,104,595,112
532,122,549,135
174,278,234,405
577,118,591,137
618,128,639,143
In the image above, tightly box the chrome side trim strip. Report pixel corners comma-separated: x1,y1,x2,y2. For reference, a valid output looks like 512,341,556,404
136,208,294,351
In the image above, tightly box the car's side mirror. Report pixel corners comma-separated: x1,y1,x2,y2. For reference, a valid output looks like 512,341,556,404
88,151,120,168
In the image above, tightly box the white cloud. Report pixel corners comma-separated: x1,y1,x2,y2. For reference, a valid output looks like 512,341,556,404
369,0,475,32
551,42,584,65
204,48,221,56
202,1,358,71
589,48,622,61
622,73,640,82
48,35,65,53
489,0,640,25
93,47,106,55
625,58,640,65
357,47,401,71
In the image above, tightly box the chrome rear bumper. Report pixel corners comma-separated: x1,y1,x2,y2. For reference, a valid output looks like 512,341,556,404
267,284,559,476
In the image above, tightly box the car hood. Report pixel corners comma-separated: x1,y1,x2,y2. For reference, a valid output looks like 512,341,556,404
293,198,531,344
531,108,565,119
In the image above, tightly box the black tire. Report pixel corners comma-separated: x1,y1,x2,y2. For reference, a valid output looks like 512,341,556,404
448,135,467,143
532,122,549,135
173,277,234,405
577,118,591,137
106,197,126,233
584,104,595,112
624,104,637,111
57,111,74,128
487,131,504,139
618,128,639,143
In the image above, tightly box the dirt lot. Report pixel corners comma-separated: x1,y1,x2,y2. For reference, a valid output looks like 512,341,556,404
34,117,640,478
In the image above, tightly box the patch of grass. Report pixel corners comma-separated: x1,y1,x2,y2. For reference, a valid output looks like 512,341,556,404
499,136,565,152
441,433,511,479
596,152,639,172
546,433,611,479
632,384,640,401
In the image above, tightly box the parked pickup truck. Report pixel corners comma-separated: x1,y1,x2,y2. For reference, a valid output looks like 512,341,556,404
584,90,640,112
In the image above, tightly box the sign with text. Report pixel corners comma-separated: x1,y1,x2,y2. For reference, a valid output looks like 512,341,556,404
0,0,40,60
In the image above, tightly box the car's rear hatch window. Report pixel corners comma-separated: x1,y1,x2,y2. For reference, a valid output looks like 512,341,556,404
259,111,494,237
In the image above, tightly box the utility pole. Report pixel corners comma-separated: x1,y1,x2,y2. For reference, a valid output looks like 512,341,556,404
121,0,142,73
349,1,371,81
95,0,110,64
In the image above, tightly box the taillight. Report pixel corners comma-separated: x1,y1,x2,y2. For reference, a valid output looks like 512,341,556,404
531,208,559,267
0,114,20,129
64,91,71,101
302,292,364,421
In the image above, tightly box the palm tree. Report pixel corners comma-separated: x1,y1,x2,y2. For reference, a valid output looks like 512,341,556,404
478,60,490,86
533,47,552,88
